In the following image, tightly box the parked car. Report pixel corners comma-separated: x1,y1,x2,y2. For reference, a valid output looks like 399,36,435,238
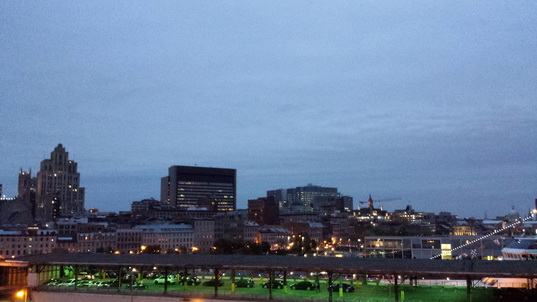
179,276,201,286
57,279,77,286
92,281,110,287
290,281,316,290
482,277,497,286
203,279,224,287
154,275,176,285
145,272,159,279
124,281,148,290
235,278,254,288
43,279,60,286
76,280,95,287
262,280,285,289
367,276,381,284
119,273,137,284
77,272,95,280
328,283,355,293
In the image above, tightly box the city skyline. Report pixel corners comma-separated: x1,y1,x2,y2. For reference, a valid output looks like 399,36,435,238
1,1,536,218
1,142,534,219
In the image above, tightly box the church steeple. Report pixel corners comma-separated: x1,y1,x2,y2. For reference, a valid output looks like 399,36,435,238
368,194,374,209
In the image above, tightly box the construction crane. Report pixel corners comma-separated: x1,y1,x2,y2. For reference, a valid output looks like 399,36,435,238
358,194,402,209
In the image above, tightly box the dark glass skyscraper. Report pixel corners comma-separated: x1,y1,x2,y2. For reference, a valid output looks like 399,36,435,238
161,165,236,211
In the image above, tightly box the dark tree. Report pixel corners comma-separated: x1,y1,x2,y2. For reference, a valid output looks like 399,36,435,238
260,241,271,254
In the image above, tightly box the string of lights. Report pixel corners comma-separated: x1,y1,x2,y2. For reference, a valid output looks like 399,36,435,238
430,214,533,259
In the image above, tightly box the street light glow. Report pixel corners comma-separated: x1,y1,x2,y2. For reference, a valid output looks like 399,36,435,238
15,290,25,298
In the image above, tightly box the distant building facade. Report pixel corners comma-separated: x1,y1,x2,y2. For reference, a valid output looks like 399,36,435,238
192,219,215,253
248,196,279,225
266,189,288,208
161,165,236,211
36,144,85,221
75,231,116,253
268,184,341,212
390,205,435,224
131,198,163,214
18,169,37,219
257,227,291,250
364,235,507,260
283,221,324,245
213,210,248,241
133,224,194,253
243,221,260,243
0,228,57,258
116,228,143,254
320,196,353,215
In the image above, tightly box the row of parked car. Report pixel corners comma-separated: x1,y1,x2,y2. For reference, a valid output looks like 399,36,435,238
153,277,270,289
45,277,355,292
44,278,148,290
269,280,355,292
166,277,355,292
153,276,229,287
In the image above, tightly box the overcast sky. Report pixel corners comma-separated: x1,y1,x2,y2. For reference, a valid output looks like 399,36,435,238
1,1,536,218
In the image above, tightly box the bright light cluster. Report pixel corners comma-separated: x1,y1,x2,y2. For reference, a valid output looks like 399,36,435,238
430,215,532,259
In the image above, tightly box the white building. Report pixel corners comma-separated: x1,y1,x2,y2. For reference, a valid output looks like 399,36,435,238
133,224,193,253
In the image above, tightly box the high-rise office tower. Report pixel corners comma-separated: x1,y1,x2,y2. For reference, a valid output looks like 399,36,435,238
161,165,236,211
35,144,85,221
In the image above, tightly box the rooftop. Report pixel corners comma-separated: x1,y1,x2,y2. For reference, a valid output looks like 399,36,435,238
13,253,537,279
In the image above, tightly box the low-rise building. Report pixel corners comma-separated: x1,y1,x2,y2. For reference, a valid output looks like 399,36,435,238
116,228,143,254
75,231,117,253
133,224,193,253
257,227,291,250
283,221,324,244
0,228,57,258
243,221,259,243
213,210,248,240
364,235,507,260
192,219,215,253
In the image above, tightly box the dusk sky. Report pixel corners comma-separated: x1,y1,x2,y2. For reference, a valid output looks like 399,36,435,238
1,1,536,218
